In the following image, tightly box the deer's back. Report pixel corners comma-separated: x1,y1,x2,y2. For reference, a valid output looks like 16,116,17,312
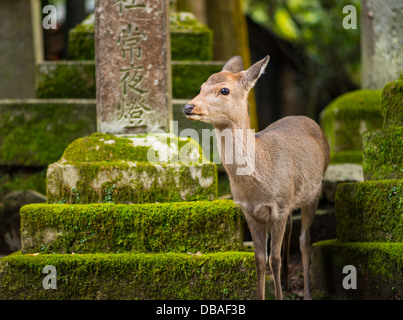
249,116,329,209
256,116,329,173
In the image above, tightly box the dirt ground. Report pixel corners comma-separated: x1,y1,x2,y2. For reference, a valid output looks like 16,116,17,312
267,253,305,300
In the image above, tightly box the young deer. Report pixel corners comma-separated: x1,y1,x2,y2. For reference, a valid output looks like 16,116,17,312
183,55,330,300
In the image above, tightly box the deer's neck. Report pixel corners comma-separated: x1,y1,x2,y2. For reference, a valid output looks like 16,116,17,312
215,109,256,178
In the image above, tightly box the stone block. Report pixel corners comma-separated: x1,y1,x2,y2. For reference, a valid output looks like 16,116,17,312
35,61,224,99
46,133,217,204
362,127,403,180
320,89,383,158
311,240,403,300
335,180,403,242
0,99,96,166
0,251,257,299
381,74,403,128
21,200,243,254
0,0,41,99
67,12,213,62
322,163,363,204
170,12,213,61
68,14,95,60
36,61,95,99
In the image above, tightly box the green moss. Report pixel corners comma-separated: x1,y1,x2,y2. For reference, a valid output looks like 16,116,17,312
320,89,383,158
311,239,403,299
0,251,256,300
46,133,217,204
20,200,243,254
36,62,95,99
0,100,96,166
381,74,403,128
68,14,95,60
170,12,213,61
67,12,212,62
362,127,403,180
335,180,403,242
330,150,362,165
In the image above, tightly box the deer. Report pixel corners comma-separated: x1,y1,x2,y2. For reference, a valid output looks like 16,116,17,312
183,55,330,300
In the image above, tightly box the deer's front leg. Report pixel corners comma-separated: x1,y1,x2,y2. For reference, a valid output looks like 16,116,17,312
269,213,289,300
244,206,269,300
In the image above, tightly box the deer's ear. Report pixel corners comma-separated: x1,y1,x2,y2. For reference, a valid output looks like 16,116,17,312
222,55,244,73
243,55,270,89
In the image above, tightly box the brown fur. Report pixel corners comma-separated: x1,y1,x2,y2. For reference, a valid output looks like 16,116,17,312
184,55,330,300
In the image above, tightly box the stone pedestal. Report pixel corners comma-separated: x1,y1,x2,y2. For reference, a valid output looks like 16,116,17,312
312,75,403,300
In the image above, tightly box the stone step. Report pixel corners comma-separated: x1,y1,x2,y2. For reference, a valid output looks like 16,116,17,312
68,12,213,62
0,99,96,167
0,251,258,299
0,100,215,167
311,239,403,299
363,127,403,181
35,60,224,99
335,180,403,242
20,200,243,254
320,89,383,161
46,133,217,204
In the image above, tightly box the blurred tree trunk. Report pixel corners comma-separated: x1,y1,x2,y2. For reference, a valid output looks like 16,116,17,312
205,0,259,130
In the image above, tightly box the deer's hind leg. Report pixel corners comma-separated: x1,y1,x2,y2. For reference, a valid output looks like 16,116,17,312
281,212,292,290
300,196,319,300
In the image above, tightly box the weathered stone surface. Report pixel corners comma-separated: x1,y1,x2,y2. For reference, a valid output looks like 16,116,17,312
0,99,96,166
311,240,403,300
68,12,213,62
35,61,224,99
95,0,172,134
21,200,243,254
46,133,217,204
0,0,41,99
361,0,403,90
320,90,382,159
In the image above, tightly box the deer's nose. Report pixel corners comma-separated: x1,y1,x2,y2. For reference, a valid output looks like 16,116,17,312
183,104,195,115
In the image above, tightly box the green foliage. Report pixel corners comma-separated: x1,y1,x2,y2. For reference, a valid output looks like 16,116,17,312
0,251,257,300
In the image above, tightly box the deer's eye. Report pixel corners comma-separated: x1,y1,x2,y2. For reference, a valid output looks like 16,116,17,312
220,88,230,95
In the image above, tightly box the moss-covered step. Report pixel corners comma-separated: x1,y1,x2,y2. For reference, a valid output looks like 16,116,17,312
0,251,257,300
335,180,403,242
68,12,212,61
0,99,96,166
21,200,243,254
311,240,403,300
35,61,224,99
46,133,217,204
381,74,403,128
362,126,403,180
320,89,383,159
